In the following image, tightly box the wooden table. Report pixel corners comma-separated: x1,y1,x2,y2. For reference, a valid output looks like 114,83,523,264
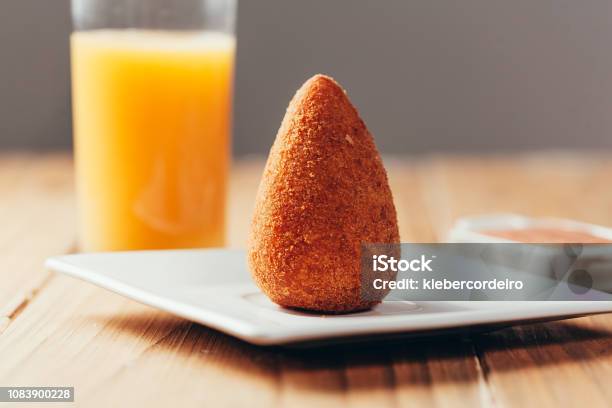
1,152,612,407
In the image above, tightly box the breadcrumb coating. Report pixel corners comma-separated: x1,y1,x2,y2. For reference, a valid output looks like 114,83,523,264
248,74,400,313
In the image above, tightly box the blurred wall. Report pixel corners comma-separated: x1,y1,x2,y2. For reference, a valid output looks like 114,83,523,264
0,0,72,149
3,0,612,154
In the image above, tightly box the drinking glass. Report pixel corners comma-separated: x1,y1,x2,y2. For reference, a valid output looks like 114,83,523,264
71,0,236,251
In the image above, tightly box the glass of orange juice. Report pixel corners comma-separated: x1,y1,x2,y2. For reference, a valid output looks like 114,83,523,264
71,0,236,252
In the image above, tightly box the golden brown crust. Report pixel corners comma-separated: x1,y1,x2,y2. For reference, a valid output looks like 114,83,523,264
248,74,400,313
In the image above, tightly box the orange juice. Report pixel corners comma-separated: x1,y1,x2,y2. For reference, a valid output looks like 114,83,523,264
71,30,235,251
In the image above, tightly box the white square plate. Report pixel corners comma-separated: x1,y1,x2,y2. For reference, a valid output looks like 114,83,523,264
46,249,612,345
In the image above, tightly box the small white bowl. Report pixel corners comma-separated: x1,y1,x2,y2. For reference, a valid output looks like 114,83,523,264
447,213,612,243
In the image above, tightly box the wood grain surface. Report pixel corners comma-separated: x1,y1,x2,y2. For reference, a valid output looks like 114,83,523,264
1,152,612,407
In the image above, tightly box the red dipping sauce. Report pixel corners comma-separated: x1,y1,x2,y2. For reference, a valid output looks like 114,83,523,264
482,228,612,243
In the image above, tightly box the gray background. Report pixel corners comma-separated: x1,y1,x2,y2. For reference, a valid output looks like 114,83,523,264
2,0,612,155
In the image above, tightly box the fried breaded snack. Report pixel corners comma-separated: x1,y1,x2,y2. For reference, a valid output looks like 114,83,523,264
248,74,400,313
